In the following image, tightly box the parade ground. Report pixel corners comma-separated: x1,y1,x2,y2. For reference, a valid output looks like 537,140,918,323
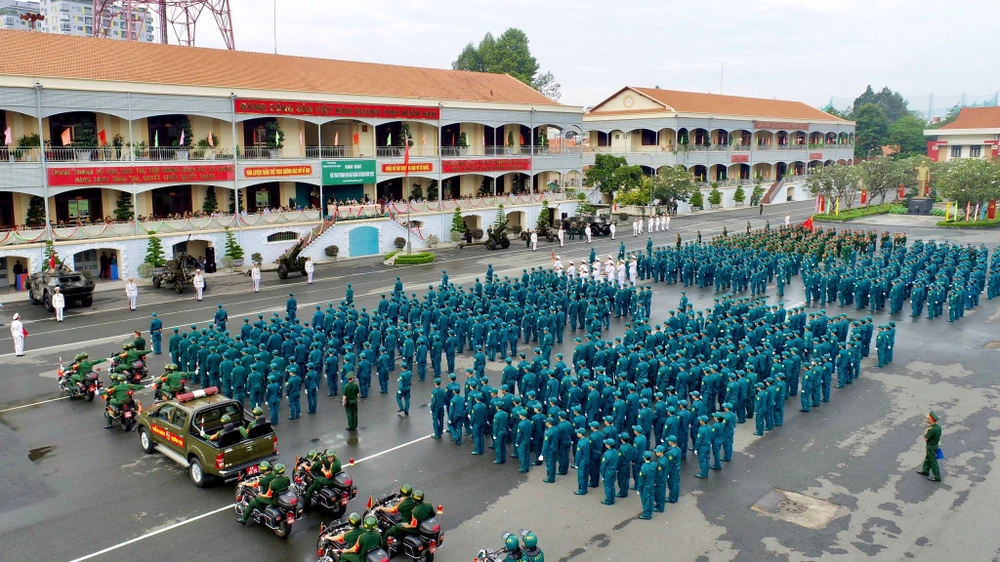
1,201,997,562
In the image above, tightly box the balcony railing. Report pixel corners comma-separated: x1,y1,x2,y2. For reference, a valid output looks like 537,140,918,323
305,145,361,159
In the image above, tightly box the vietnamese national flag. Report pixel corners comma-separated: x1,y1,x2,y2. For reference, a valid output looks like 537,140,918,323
519,133,525,145
49,253,56,270
61,128,72,146
353,132,360,145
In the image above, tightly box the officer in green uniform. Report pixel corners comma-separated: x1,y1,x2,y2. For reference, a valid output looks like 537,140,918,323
321,512,364,550
203,414,246,441
341,516,382,562
382,489,435,548
103,374,144,428
70,352,105,387
343,373,360,431
238,462,290,524
304,448,342,511
236,461,272,522
917,411,943,481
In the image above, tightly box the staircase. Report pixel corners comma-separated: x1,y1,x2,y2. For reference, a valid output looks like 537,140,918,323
300,217,337,253
763,178,785,204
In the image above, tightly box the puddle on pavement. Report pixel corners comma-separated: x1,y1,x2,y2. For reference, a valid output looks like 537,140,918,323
29,445,55,463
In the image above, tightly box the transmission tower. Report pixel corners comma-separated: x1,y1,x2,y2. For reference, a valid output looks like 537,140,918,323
93,0,235,50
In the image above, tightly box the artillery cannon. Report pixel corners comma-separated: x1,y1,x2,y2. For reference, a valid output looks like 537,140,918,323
484,218,512,250
276,238,308,279
151,253,205,294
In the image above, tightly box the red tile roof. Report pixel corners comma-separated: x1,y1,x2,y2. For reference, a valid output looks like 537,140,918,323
0,30,559,106
594,87,847,122
938,107,1000,130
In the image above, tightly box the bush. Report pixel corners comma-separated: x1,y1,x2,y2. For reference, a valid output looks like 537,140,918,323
251,252,263,264
618,213,628,222
425,234,439,247
449,231,462,242
137,262,155,279
393,237,406,249
384,251,436,265
733,185,746,204
930,208,946,217
708,186,723,206
813,203,905,222
324,245,339,257
937,218,1000,228
220,256,233,270
470,228,484,240
688,191,704,208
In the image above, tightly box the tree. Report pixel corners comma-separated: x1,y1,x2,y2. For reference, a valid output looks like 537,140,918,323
584,154,628,200
936,158,1000,211
223,226,244,260
144,232,166,267
708,185,723,207
452,28,561,101
650,165,696,210
749,177,765,207
852,85,909,123
858,156,906,205
113,191,134,221
688,190,704,209
202,186,218,213
928,105,962,129
733,184,746,204
74,115,98,147
823,105,852,120
26,195,46,227
614,188,650,206
887,114,927,158
450,207,465,233
854,103,889,159
44,239,59,268
537,201,552,229
494,203,506,228
427,180,439,202
811,164,861,210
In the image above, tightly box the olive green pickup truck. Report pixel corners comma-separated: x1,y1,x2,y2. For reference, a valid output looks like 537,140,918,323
136,387,279,487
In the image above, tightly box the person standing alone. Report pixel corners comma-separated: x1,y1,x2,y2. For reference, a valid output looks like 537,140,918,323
251,262,261,293
304,257,315,284
917,411,942,482
10,313,26,356
52,287,65,322
125,277,138,311
192,269,205,301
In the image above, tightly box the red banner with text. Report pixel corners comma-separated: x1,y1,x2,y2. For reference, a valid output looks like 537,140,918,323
442,158,531,174
48,165,235,186
235,98,439,120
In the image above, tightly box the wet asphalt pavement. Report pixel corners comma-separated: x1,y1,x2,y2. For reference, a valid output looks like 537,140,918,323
3,200,999,562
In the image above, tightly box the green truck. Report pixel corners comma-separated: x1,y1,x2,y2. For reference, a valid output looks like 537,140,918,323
136,387,279,487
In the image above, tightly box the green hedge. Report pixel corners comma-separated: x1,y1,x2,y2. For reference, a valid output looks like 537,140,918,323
384,251,436,264
812,203,905,222
936,218,1000,228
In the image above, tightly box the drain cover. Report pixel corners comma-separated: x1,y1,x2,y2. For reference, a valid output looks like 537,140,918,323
752,489,841,530
778,499,808,514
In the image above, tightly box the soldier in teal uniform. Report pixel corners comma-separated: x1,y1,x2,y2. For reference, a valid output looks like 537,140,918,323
265,374,281,425
149,312,163,355
665,436,682,502
285,366,302,420
652,445,668,511
541,418,559,482
616,432,634,498
214,304,228,331
247,365,265,408
304,363,320,414
574,427,590,495
600,438,619,505
470,393,488,455
515,408,533,473
710,413,725,470
637,451,656,520
286,293,297,321
396,369,412,416
694,416,713,478
493,401,509,464
721,403,737,461
430,378,446,438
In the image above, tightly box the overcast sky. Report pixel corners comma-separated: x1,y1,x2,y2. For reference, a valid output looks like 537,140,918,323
193,0,998,112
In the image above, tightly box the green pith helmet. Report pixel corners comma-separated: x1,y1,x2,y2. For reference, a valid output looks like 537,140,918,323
400,484,412,497
412,490,424,502
258,461,271,473
74,352,87,361
324,448,337,459
220,414,231,424
273,463,285,475
522,531,538,549
363,516,378,531
306,449,319,461
504,533,520,552
348,512,362,527
164,363,178,372
252,407,264,416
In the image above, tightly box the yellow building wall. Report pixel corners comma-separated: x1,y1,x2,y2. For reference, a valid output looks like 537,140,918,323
6,111,39,141
135,192,152,217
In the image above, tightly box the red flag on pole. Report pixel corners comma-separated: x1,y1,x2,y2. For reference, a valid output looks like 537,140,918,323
353,132,360,145
403,142,410,177
61,128,72,146
49,253,56,270
98,129,107,146
366,496,374,510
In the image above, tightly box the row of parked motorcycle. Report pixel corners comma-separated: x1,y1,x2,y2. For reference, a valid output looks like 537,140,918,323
57,353,149,431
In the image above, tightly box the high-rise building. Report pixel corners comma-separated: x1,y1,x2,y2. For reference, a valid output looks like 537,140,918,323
0,0,41,30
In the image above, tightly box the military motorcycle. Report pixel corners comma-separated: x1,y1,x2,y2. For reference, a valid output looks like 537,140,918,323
108,354,148,384
103,395,141,432
57,362,103,402
473,548,504,562
367,493,443,562
316,517,391,562
234,466,305,539
293,457,358,517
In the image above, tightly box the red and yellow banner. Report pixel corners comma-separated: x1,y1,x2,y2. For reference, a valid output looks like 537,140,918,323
150,423,185,448
235,98,440,120
442,158,531,174
48,165,235,186
753,120,809,131
381,162,433,174
809,152,823,160
730,154,749,163
244,165,313,178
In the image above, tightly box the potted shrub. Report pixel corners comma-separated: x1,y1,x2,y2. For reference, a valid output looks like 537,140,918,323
689,190,704,211
507,130,515,155
458,132,469,156
449,207,464,242
324,245,339,258
394,236,407,249
265,120,284,158
708,183,723,209
74,116,98,161
425,234,439,248
733,184,746,206
251,252,263,265
14,133,40,161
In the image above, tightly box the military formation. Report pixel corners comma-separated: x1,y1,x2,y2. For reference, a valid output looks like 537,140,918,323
123,222,985,525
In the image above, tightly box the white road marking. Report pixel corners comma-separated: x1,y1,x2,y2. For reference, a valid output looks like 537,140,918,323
66,433,435,562
0,395,69,413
